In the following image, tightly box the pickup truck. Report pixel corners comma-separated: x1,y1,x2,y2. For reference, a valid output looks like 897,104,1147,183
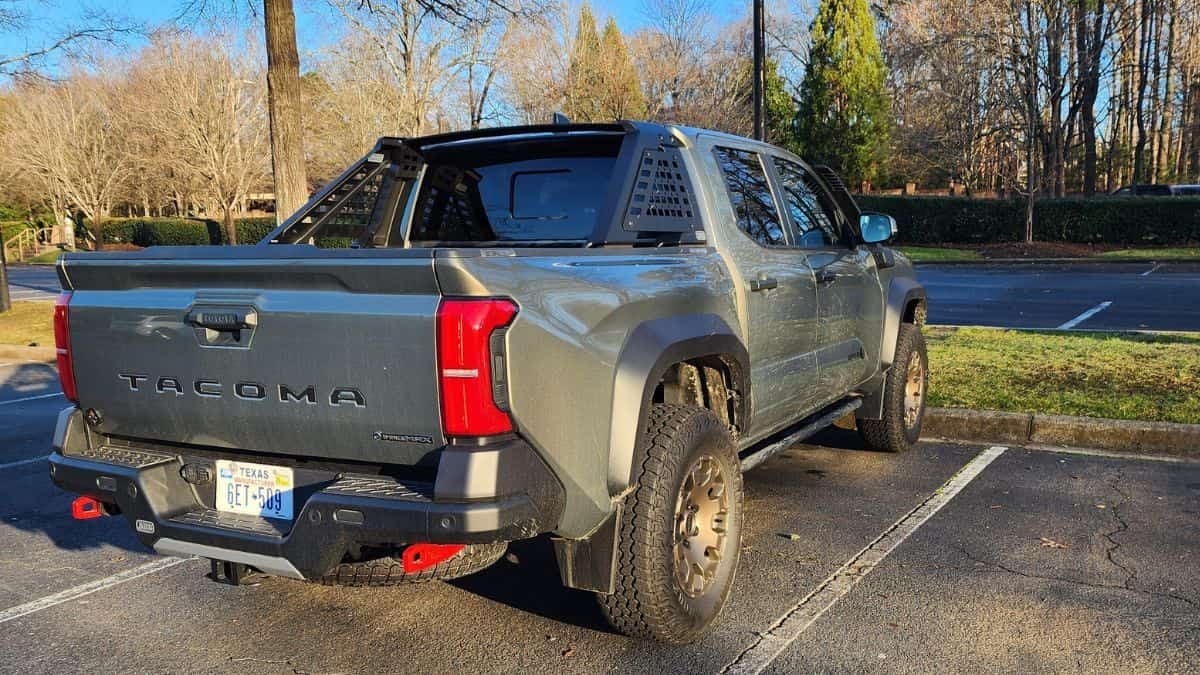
49,121,927,644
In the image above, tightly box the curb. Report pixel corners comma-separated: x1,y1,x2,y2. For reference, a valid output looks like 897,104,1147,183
924,407,1200,458
913,256,1200,265
0,344,55,363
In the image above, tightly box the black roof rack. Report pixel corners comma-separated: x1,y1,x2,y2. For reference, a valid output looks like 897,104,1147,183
379,122,629,150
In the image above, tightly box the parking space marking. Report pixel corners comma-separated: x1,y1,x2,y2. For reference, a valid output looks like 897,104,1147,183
0,557,193,625
1057,301,1112,329
1141,263,1161,276
722,445,1007,675
0,392,63,407
0,456,46,470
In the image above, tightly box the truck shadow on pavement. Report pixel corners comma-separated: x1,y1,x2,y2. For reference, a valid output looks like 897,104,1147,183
447,427,876,633
450,536,613,633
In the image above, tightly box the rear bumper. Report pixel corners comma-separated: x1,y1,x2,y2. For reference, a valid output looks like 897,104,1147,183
49,409,564,580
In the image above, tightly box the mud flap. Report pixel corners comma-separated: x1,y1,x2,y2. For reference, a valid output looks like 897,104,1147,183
551,503,622,594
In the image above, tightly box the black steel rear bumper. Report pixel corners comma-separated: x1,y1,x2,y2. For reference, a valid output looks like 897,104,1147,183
48,409,563,580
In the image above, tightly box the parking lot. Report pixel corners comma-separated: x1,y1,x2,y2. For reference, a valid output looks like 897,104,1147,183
1,359,1197,673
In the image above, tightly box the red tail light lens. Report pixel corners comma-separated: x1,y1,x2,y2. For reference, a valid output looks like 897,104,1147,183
436,298,517,436
53,292,78,403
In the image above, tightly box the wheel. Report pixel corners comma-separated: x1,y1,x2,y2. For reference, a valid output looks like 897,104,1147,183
315,542,507,587
599,403,744,644
858,323,928,453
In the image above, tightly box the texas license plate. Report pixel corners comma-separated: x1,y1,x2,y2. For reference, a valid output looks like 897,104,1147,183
216,460,294,521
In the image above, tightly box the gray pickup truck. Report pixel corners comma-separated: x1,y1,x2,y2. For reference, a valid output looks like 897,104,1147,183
49,121,926,643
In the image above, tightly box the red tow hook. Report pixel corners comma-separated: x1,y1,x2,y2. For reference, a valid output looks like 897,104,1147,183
71,496,106,520
402,543,466,573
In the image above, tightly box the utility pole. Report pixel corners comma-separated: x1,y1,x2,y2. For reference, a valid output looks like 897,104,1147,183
752,0,766,141
0,243,10,313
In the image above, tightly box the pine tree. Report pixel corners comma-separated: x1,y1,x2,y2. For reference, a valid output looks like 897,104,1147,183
598,17,647,120
565,4,603,121
794,0,890,185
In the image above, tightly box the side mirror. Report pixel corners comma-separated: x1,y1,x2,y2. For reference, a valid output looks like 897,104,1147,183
860,212,897,244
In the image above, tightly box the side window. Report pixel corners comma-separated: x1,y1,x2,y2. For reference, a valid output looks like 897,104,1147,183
712,147,786,247
772,157,843,249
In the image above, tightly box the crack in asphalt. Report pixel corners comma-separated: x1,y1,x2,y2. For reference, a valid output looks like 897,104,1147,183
1101,469,1137,591
950,545,1198,609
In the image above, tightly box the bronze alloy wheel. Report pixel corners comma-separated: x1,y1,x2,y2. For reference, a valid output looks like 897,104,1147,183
904,349,925,429
673,454,729,597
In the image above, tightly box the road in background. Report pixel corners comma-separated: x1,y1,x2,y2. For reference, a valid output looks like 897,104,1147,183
917,261,1200,331
1,365,1195,672
3,265,59,302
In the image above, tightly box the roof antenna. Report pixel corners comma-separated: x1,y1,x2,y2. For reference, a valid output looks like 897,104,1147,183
551,112,571,125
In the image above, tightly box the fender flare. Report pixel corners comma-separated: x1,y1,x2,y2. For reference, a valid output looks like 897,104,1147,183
606,314,749,496
880,279,927,367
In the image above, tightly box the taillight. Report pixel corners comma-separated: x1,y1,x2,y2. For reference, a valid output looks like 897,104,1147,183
53,291,78,403
436,298,517,437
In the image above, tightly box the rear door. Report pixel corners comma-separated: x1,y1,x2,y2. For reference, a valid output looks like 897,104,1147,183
700,140,821,438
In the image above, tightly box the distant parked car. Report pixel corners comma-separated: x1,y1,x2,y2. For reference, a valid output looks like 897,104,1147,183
1110,184,1200,196
1111,184,1172,196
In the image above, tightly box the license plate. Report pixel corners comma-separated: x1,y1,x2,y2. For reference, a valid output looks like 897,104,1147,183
216,460,294,521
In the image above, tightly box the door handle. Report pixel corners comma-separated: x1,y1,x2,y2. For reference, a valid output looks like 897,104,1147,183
186,309,258,332
749,276,778,292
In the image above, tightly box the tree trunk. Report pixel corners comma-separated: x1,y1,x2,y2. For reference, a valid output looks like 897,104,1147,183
223,206,238,246
1133,0,1154,183
1155,0,1177,180
1077,0,1104,196
264,0,308,225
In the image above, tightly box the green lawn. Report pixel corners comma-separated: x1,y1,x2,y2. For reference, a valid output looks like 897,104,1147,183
926,326,1200,424
897,246,982,262
0,301,54,347
1098,247,1200,260
27,249,62,264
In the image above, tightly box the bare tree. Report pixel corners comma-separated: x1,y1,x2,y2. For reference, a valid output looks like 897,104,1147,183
2,72,133,248
125,35,269,244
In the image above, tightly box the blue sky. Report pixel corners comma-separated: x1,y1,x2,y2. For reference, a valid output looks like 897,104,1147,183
0,0,705,74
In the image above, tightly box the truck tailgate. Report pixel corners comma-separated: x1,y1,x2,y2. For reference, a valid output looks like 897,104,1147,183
60,247,445,465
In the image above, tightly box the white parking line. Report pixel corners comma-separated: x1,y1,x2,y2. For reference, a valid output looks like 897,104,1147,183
0,557,193,625
0,392,64,406
0,456,47,470
1057,301,1112,330
722,446,1008,675
1141,263,1161,276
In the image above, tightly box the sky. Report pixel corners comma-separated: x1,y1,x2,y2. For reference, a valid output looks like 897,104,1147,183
0,0,696,76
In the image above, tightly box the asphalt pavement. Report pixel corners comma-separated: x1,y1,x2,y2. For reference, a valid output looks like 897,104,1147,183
1,359,1196,673
917,261,1200,331
9,261,1200,331
3,265,59,302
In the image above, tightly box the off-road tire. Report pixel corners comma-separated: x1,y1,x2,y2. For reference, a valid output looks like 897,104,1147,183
599,403,744,644
858,323,928,453
316,542,507,587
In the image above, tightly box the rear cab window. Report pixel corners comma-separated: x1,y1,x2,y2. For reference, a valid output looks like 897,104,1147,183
711,146,786,247
275,134,623,248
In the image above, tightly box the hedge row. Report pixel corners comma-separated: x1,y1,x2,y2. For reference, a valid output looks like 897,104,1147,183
100,217,282,247
858,196,1200,246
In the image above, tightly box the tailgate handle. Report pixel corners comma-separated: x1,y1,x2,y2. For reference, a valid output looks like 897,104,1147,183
186,310,258,342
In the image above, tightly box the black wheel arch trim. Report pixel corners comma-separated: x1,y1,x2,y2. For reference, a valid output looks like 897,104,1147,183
606,313,749,495
881,278,926,367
